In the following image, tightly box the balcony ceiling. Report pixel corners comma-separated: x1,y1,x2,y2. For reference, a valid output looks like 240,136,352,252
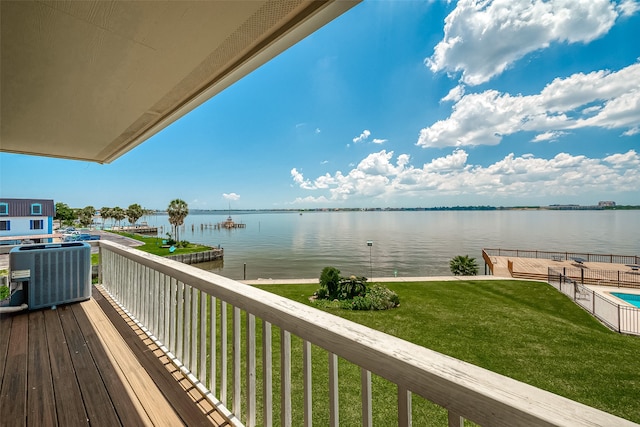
1,0,358,163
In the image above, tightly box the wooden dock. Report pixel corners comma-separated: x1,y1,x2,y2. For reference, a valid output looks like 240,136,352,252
483,248,640,287
111,226,158,234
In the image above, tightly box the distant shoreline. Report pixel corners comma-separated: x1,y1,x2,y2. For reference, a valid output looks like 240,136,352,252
149,205,640,214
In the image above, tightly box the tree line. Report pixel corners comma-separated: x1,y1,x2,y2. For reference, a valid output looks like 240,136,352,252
54,199,190,243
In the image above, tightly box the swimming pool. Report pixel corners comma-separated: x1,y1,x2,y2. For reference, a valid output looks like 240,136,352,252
611,292,640,308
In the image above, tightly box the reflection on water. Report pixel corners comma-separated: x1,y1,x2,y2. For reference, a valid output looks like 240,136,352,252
193,259,224,273
148,210,640,281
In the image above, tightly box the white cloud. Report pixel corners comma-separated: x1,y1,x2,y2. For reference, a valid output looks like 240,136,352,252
353,129,371,143
417,62,640,148
441,85,465,103
372,138,388,144
618,0,640,16
623,126,640,136
603,149,640,168
531,131,567,142
424,149,469,172
290,168,315,190
427,0,622,85
291,149,640,202
223,193,240,201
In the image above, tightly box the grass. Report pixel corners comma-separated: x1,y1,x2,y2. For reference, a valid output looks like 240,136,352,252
107,231,212,256
245,280,640,424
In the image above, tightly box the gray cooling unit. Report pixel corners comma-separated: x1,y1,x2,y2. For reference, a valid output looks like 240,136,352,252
10,242,91,310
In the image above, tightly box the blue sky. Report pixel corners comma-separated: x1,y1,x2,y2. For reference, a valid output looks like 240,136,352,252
2,0,639,210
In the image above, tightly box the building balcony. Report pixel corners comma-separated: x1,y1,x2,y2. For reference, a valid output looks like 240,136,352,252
1,240,635,426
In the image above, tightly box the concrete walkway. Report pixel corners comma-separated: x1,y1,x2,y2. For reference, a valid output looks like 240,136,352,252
240,275,516,285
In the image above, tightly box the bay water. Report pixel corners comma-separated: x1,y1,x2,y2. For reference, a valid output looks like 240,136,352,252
149,210,639,280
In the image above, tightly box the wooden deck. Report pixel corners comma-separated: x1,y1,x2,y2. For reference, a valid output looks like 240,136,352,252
488,255,639,284
0,287,230,426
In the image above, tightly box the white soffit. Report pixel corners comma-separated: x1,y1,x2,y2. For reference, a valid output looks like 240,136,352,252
0,0,360,163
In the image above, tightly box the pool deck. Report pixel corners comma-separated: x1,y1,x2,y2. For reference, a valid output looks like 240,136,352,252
488,255,639,282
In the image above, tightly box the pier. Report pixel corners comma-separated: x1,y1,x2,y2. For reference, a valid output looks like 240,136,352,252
214,215,246,229
166,248,223,265
111,225,158,234
483,248,640,287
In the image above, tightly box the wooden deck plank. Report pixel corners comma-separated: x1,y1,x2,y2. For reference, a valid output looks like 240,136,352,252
77,296,182,426
27,311,57,426
43,308,89,426
1,286,231,427
0,315,12,393
71,301,151,426
488,254,639,285
57,306,122,426
93,287,219,426
0,314,28,426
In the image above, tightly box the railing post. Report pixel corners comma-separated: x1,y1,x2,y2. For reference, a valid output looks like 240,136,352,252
233,306,241,417
398,385,411,427
220,301,227,405
329,352,339,427
262,321,272,427
361,368,372,427
303,340,313,427
200,290,207,381
209,295,216,395
448,412,464,427
176,281,184,363
246,313,256,427
618,305,621,332
281,330,292,427
191,287,198,373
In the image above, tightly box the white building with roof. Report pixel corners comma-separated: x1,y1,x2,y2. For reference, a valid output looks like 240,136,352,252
0,198,56,244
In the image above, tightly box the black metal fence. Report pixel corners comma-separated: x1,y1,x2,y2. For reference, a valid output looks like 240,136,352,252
548,268,640,335
484,248,639,265
547,266,640,288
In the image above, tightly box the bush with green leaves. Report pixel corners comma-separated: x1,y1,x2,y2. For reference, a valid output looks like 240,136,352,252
449,255,479,276
313,267,399,311
337,275,368,300
319,266,341,299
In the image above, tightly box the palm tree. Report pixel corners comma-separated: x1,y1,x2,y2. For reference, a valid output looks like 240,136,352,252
126,204,144,227
77,205,95,227
111,206,126,229
449,255,479,276
167,199,189,243
100,207,112,229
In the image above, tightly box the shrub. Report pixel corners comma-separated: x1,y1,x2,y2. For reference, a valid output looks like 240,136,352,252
315,287,328,300
313,268,399,311
319,266,341,299
449,255,479,276
346,295,371,310
337,275,368,300
367,285,400,310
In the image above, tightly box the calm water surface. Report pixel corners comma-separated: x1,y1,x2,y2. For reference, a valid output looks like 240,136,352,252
149,210,639,280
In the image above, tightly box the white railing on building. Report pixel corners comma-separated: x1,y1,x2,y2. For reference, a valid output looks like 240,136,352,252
99,240,635,426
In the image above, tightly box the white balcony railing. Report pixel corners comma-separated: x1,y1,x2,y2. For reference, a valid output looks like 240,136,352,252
98,240,635,426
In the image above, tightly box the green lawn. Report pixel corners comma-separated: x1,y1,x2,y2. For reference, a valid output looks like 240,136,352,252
107,231,212,256
250,280,640,424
